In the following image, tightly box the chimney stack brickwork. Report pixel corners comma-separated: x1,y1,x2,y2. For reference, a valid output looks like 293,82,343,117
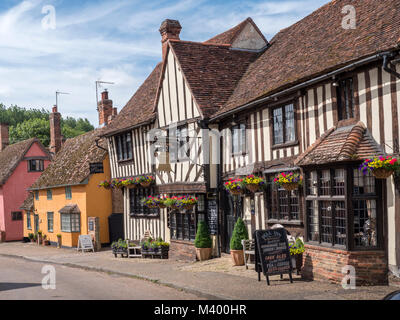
98,89,113,127
159,19,182,60
0,123,9,152
50,105,62,154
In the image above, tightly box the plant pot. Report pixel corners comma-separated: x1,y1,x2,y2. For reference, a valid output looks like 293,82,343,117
372,168,394,179
57,239,62,248
230,250,245,266
195,248,212,261
140,182,151,188
229,189,244,196
246,184,260,193
282,182,299,191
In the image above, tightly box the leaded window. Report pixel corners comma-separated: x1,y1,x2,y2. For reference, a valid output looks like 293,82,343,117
115,132,133,161
60,213,80,232
337,78,355,120
231,123,246,154
129,188,158,217
273,103,296,145
269,182,300,221
170,125,190,162
28,159,44,172
305,167,382,250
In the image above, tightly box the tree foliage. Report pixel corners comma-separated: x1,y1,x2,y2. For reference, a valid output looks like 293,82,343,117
0,103,94,146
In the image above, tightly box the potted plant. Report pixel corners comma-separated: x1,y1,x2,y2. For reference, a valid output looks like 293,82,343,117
57,234,62,248
194,221,212,261
230,217,248,266
164,197,178,209
289,238,305,275
141,196,160,209
274,172,303,191
158,197,167,209
122,177,139,189
158,240,170,259
42,234,50,246
360,156,400,179
139,175,155,188
37,230,43,245
111,178,124,189
28,233,34,242
179,196,198,211
244,175,265,193
98,180,112,189
141,238,152,254
111,239,128,258
33,233,38,243
224,178,245,195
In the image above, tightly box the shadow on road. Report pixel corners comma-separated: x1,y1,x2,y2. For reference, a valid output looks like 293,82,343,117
0,282,41,292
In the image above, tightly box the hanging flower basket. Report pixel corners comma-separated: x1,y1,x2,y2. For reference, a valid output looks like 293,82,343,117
360,156,399,179
98,180,112,189
141,196,160,209
122,177,139,189
274,172,302,191
224,178,245,196
111,179,124,189
139,175,155,188
179,196,198,211
244,175,266,193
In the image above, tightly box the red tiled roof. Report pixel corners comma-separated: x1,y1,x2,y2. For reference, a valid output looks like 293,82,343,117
30,129,108,190
214,0,400,117
295,121,385,166
0,138,49,186
169,40,258,118
204,17,267,46
101,63,162,136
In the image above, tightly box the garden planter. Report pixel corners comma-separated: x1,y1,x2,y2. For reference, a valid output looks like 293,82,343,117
246,184,260,193
282,183,299,191
230,250,245,266
372,168,394,179
57,238,62,248
196,248,212,261
140,182,151,188
113,248,128,258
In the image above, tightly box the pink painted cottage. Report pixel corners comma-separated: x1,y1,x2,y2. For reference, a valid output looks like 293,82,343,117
0,123,51,241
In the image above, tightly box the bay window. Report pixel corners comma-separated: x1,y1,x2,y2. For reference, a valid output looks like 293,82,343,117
61,213,80,232
305,167,382,250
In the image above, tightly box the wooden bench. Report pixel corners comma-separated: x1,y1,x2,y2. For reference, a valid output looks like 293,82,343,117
242,239,255,270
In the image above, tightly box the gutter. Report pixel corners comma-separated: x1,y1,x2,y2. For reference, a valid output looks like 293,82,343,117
210,50,398,122
28,181,88,192
382,52,400,79
101,119,155,138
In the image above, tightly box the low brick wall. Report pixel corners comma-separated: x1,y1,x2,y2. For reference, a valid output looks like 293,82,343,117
302,244,388,286
169,240,196,261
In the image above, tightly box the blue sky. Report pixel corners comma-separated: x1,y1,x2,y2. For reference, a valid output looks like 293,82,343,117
0,0,329,126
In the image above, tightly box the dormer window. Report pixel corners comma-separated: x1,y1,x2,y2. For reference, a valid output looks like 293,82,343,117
337,78,355,120
28,159,44,172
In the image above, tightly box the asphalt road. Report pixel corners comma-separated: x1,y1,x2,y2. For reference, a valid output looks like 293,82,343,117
0,256,202,300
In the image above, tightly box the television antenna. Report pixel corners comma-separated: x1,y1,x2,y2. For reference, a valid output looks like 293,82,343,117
55,91,70,109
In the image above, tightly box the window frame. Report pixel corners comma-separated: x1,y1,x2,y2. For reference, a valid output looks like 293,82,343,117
27,159,44,172
65,186,72,200
129,187,159,218
271,102,297,147
11,211,22,221
60,213,80,233
35,191,39,201
337,77,356,121
27,212,32,230
231,123,247,156
115,132,133,162
47,212,54,233
47,189,52,200
169,124,190,163
304,165,384,251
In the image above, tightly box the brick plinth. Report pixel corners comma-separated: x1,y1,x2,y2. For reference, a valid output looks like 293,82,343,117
302,244,388,286
169,240,196,261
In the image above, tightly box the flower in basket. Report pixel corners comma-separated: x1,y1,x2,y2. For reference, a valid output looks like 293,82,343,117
244,175,265,192
224,178,245,193
289,238,305,256
139,175,155,186
359,156,400,177
98,180,111,189
180,196,198,206
274,172,303,187
141,196,160,208
121,177,139,188
111,178,124,189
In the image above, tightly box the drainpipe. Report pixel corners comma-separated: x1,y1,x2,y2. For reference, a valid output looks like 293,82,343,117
95,138,108,152
382,53,400,79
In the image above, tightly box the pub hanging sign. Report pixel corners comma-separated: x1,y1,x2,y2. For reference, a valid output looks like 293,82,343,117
89,162,104,174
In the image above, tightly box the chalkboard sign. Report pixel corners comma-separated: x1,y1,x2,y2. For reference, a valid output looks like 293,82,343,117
254,229,293,285
77,235,95,252
207,199,218,235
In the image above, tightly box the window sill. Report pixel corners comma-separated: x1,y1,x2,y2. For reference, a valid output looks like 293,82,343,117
267,219,303,226
231,152,248,158
271,140,299,150
129,214,160,219
117,159,133,164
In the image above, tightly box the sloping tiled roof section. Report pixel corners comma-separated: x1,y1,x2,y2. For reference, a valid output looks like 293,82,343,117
20,193,34,211
0,138,45,185
169,40,258,118
215,0,400,116
101,63,162,136
295,121,385,166
204,17,267,46
30,129,107,190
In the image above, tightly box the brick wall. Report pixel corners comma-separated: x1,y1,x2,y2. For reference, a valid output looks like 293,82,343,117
302,244,388,286
169,240,196,261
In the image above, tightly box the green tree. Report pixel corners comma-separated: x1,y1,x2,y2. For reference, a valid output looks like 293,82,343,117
10,118,51,146
230,217,248,250
194,221,212,248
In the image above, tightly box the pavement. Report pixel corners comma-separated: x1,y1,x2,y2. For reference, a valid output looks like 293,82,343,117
0,241,398,300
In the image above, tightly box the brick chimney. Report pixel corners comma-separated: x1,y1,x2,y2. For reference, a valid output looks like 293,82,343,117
159,19,181,60
50,105,62,154
107,107,118,125
98,89,113,127
0,123,9,152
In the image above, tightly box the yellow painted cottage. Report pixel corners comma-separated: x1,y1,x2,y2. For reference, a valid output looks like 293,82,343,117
25,129,112,247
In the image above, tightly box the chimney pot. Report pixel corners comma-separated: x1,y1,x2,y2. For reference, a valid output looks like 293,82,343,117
159,19,181,60
0,123,9,152
101,89,109,101
52,105,58,113
98,90,113,127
